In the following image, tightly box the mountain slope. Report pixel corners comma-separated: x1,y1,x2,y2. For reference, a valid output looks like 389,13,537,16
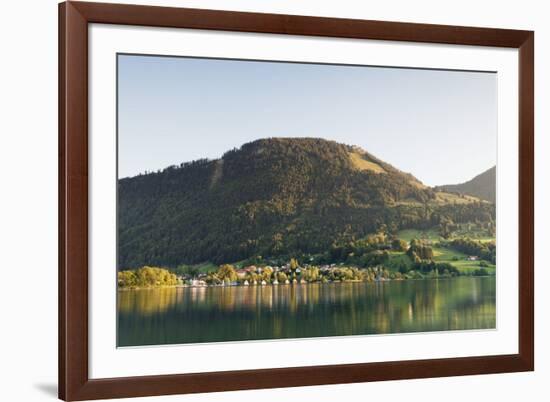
118,138,494,268
435,166,496,203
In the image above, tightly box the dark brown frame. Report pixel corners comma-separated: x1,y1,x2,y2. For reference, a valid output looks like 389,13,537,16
59,1,534,400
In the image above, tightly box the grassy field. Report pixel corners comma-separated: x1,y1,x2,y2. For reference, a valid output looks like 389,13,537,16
394,227,496,274
432,245,496,273
385,247,495,275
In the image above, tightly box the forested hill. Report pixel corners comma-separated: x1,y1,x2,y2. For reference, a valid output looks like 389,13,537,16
435,166,496,203
118,137,494,269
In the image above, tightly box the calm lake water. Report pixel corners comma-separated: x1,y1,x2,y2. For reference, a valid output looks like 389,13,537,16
117,276,496,347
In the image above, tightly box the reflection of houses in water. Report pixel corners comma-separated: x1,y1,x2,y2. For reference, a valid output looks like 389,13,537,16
189,286,207,304
258,286,274,309
183,280,448,316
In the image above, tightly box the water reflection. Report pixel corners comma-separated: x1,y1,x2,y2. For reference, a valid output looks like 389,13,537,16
119,287,179,315
118,277,496,347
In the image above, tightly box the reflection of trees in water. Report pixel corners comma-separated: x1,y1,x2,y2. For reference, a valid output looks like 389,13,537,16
117,277,496,346
118,287,179,315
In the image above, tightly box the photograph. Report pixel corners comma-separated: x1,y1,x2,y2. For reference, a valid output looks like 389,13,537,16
116,54,497,347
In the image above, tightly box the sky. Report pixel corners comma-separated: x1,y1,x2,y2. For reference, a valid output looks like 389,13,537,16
118,54,497,186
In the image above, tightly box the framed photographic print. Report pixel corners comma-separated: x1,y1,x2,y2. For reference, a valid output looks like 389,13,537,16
59,1,534,400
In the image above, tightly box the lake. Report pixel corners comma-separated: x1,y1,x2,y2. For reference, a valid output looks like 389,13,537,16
117,276,496,347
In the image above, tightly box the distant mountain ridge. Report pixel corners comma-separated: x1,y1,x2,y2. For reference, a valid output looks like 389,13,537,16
435,166,496,203
118,137,494,268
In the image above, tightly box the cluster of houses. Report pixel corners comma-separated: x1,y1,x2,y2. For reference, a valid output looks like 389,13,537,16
236,265,297,286
184,263,344,288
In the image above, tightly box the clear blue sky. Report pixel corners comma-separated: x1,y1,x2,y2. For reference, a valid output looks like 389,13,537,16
118,54,496,186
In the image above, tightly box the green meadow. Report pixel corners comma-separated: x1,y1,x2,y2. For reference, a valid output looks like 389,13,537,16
395,227,496,274
432,245,496,273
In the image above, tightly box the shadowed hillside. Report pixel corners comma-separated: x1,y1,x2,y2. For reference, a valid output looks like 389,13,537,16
435,166,496,203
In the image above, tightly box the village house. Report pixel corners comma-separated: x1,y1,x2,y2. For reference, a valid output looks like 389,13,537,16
235,269,248,279
320,265,331,273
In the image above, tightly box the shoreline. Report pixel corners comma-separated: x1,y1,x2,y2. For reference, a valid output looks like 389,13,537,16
117,275,494,291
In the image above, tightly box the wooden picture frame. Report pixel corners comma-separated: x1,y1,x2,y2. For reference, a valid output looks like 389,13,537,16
59,1,534,400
